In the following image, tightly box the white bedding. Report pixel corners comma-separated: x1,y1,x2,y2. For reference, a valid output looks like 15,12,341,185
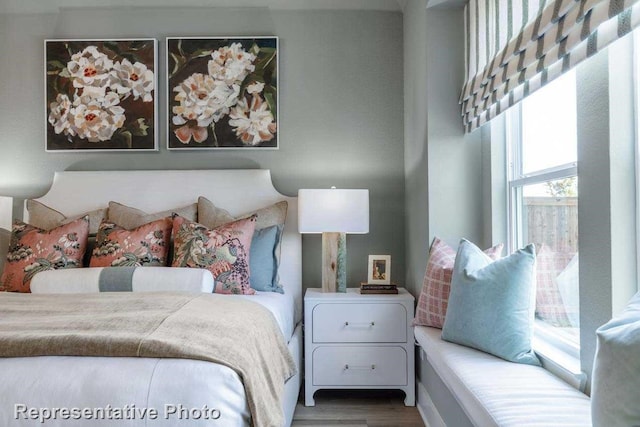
0,293,299,427
235,291,296,342
1,356,251,427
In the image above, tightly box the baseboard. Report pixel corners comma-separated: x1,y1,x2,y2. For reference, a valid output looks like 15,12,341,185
417,379,446,427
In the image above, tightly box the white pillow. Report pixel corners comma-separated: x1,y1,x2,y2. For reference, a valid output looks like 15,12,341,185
30,267,214,294
556,253,579,327
591,291,640,427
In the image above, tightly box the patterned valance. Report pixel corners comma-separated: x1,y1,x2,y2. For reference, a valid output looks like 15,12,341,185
462,0,640,133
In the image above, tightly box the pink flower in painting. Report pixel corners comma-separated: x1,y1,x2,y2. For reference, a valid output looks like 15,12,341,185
172,73,240,144
228,94,277,146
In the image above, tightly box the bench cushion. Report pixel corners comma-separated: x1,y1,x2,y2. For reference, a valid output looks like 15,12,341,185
415,326,591,427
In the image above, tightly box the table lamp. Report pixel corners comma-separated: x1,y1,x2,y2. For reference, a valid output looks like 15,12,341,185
298,188,369,292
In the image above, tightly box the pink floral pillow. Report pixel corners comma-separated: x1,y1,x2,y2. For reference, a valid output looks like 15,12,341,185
89,218,172,267
0,217,89,293
413,237,503,328
171,215,257,295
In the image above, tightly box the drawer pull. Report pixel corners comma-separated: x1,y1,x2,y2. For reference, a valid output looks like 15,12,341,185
344,321,375,327
344,364,376,370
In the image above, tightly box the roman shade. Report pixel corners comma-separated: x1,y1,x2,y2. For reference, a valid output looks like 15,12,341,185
462,0,640,133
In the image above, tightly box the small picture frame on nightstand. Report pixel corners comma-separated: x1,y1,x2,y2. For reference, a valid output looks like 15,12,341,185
367,255,391,285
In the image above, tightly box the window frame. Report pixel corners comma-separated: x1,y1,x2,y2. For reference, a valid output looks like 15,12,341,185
505,101,580,363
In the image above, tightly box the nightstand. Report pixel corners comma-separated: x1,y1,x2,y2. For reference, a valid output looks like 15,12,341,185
304,288,415,406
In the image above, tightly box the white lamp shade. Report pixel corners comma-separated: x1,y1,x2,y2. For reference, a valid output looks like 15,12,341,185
298,188,369,234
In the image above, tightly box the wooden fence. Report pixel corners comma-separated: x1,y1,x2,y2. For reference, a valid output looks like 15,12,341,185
524,197,578,254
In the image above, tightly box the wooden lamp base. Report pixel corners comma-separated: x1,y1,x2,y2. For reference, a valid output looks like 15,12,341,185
321,232,347,292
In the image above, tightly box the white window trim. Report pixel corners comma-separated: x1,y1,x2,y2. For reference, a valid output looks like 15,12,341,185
506,105,584,391
533,322,586,392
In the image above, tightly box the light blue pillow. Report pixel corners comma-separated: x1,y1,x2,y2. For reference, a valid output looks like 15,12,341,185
249,225,283,293
441,239,540,366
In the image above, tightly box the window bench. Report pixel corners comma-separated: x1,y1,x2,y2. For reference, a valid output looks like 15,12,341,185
414,326,591,427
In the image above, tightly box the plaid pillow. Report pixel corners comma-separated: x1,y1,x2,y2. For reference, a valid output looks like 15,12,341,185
413,237,503,328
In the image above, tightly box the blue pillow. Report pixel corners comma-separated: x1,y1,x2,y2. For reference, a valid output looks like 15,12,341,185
249,225,283,293
441,239,540,366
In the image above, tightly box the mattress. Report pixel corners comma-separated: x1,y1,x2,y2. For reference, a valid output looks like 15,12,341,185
0,292,299,427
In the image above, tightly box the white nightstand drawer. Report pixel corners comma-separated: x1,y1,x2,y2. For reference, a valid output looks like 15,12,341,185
312,303,407,343
312,346,407,386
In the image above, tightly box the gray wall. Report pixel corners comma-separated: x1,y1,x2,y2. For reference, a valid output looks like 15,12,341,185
404,0,485,295
425,7,484,251
403,0,429,296
0,7,405,289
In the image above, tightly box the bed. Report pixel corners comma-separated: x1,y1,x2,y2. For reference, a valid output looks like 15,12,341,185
0,169,302,427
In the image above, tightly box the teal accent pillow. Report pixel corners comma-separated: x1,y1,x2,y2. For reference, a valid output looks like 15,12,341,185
249,225,284,293
441,239,540,366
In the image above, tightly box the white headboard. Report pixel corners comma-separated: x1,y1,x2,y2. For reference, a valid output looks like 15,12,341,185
29,169,302,322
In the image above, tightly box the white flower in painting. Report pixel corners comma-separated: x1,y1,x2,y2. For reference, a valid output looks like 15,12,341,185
228,95,277,146
66,46,114,89
48,94,75,136
110,58,155,102
99,92,122,108
246,81,264,95
208,43,256,85
173,73,240,126
172,73,240,144
80,85,107,100
71,95,125,142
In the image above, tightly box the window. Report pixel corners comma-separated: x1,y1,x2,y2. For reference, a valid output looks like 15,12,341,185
507,69,580,357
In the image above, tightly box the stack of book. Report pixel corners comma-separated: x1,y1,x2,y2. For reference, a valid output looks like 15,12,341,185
360,282,398,294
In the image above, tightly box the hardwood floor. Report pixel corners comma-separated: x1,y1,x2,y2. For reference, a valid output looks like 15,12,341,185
292,390,425,427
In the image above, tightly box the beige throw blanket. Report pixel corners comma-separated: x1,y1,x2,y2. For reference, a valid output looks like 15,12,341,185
0,292,296,427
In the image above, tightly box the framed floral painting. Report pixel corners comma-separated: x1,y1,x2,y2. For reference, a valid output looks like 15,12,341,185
166,37,278,150
45,39,157,152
